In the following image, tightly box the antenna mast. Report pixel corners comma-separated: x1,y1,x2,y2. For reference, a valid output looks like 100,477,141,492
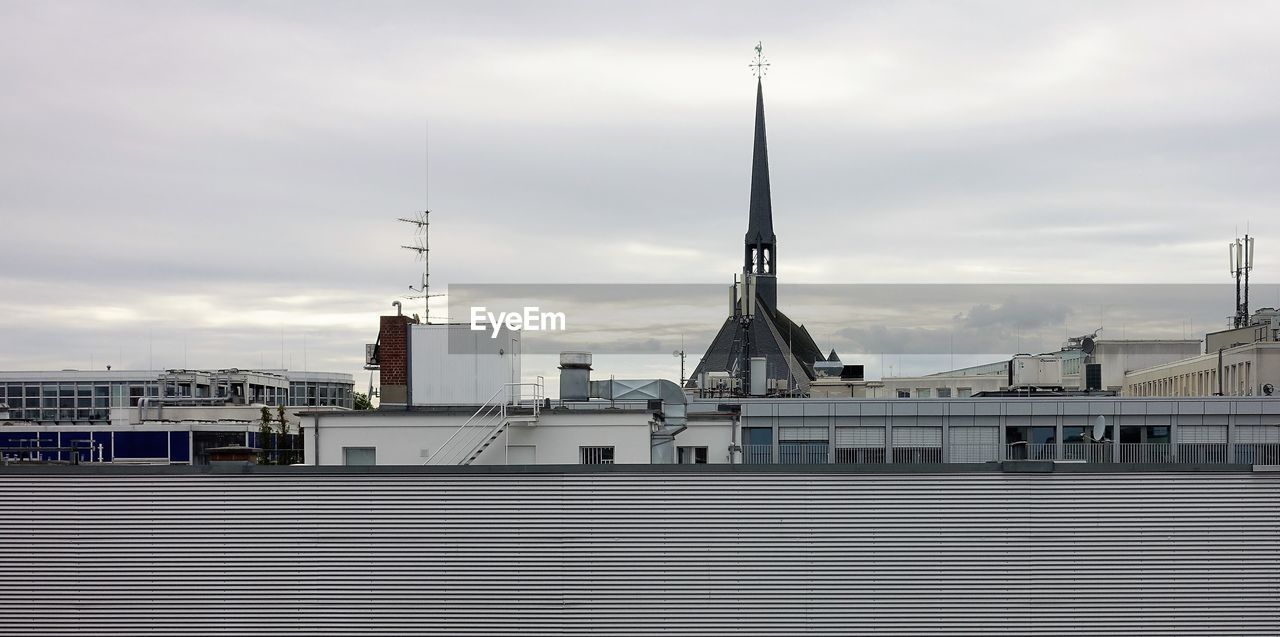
400,212,441,323
1230,234,1256,328
399,123,444,323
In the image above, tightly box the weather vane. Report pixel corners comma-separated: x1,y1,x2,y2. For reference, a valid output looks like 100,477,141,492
750,41,769,78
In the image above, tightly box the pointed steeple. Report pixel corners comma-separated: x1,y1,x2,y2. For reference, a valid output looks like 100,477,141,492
742,67,778,311
745,78,776,250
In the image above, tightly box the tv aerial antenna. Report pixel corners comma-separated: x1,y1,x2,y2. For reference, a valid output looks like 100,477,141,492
399,212,443,323
399,123,446,323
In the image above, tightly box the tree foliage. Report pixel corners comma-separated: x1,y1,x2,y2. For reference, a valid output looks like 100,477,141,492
257,405,273,465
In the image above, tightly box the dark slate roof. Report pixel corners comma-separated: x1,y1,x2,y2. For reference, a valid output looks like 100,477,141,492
686,293,821,390
827,349,840,362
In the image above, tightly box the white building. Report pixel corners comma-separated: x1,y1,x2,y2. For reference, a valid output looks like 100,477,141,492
0,368,355,424
875,339,1202,398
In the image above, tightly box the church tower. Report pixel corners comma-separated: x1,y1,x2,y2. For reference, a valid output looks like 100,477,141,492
687,44,824,395
744,77,778,311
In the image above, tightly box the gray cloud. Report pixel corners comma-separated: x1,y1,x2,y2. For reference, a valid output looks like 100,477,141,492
3,2,1279,389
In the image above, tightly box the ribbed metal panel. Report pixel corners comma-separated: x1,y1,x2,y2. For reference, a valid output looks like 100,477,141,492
835,426,884,446
893,425,942,445
1,469,1277,635
1180,425,1227,443
778,426,828,441
1237,424,1280,442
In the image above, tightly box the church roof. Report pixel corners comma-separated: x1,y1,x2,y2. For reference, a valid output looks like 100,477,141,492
686,295,823,389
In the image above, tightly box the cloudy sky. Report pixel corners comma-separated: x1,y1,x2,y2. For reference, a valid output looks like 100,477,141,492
3,1,1278,392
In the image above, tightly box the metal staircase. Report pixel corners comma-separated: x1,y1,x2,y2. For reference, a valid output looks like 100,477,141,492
424,378,543,465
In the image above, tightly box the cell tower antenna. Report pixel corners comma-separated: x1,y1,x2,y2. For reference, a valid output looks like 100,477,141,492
400,123,445,323
1230,233,1256,328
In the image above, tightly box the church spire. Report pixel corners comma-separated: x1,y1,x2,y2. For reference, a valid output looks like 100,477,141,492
744,43,777,310
744,77,775,249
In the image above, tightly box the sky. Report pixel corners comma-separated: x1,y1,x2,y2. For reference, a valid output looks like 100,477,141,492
2,1,1279,395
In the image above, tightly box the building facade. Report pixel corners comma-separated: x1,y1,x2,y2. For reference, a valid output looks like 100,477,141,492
302,395,1280,468
0,368,355,424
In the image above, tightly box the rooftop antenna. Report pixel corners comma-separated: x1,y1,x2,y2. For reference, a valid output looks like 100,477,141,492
1230,232,1256,328
1091,415,1107,442
673,334,686,386
400,123,445,323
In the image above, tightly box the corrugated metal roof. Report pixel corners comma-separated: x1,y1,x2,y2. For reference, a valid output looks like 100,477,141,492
2,467,1275,635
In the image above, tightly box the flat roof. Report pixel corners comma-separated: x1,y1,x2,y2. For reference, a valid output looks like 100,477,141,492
0,461,1270,477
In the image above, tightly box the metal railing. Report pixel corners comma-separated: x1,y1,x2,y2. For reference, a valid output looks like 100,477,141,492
424,378,545,466
1060,443,1112,463
948,443,1000,463
1234,443,1280,465
779,443,829,464
834,447,889,464
742,444,773,465
1004,442,1057,461
893,446,942,464
1175,443,1230,464
1119,442,1173,464
735,442,1277,466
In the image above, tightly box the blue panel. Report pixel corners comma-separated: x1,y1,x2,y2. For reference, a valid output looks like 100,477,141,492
169,432,190,463
248,432,256,449
59,431,93,463
0,431,40,460
113,431,168,459
36,432,57,462
92,431,112,462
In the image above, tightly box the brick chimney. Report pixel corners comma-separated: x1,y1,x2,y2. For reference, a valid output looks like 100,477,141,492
375,314,417,407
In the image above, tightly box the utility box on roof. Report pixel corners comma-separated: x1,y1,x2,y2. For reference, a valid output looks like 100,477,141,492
1008,355,1063,389
408,324,521,406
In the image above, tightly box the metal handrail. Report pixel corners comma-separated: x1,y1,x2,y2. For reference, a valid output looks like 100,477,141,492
453,379,545,464
423,384,509,465
425,378,546,465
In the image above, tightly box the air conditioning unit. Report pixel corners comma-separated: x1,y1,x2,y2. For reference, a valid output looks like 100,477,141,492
703,372,737,390
1008,355,1063,389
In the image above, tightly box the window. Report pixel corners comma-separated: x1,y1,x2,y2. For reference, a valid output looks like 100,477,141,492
936,388,952,398
580,446,614,464
779,426,829,464
958,387,972,398
677,446,708,464
916,388,931,398
343,447,376,466
896,389,911,398
742,427,772,464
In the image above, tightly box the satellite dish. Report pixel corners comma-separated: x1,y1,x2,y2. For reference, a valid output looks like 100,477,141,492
1082,337,1096,356
1264,383,1275,396
1093,415,1106,441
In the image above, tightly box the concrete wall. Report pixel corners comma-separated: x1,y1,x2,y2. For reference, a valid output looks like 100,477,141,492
306,395,1280,467
505,413,650,464
1094,339,1202,390
1125,342,1280,397
303,409,652,466
669,419,737,463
